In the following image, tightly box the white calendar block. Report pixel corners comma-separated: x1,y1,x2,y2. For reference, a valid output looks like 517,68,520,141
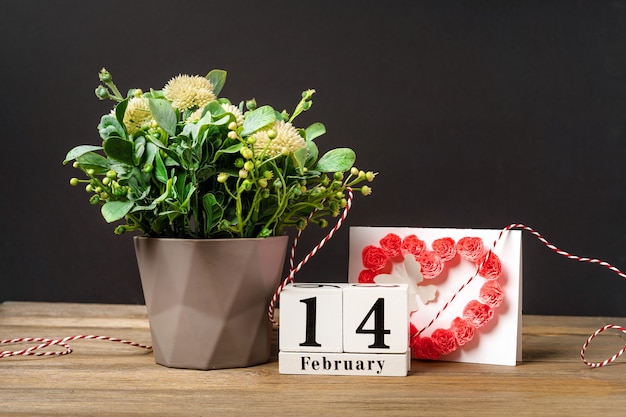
342,284,409,354
279,283,346,352
279,351,411,376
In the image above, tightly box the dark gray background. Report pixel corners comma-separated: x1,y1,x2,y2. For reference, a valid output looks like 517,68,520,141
2,0,626,316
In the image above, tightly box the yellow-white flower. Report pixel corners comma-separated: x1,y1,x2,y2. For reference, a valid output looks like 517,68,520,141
123,97,152,134
252,120,306,157
221,103,244,126
163,75,216,111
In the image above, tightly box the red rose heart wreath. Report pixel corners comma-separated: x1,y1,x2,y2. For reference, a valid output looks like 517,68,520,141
358,233,503,360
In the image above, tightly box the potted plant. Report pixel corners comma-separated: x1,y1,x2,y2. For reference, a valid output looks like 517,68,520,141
63,68,375,370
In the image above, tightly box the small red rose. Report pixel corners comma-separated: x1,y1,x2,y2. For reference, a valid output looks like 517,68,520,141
463,300,494,328
457,237,485,262
478,252,502,280
479,280,504,307
411,336,441,360
431,328,458,355
415,251,444,279
361,245,388,272
432,237,456,262
379,233,402,257
358,269,377,284
450,317,475,346
401,234,426,256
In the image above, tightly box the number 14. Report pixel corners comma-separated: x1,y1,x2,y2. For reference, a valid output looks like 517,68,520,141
300,296,391,349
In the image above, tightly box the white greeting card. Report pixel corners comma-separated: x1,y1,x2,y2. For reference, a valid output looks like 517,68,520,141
348,227,522,366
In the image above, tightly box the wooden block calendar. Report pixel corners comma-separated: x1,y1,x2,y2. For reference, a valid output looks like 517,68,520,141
278,283,411,376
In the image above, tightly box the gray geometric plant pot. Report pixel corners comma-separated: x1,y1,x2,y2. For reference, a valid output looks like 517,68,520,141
134,235,289,370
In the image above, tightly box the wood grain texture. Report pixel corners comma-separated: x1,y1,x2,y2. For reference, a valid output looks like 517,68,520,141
1,302,626,416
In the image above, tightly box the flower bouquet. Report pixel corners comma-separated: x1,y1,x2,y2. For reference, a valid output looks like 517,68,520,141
64,68,375,239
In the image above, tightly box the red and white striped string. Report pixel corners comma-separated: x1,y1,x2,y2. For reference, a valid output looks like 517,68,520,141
499,223,626,279
502,224,626,368
0,335,151,359
268,187,354,324
580,325,626,368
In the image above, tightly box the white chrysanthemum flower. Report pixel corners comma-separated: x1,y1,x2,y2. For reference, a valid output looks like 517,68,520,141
123,97,152,134
163,75,216,111
252,120,306,157
221,103,244,126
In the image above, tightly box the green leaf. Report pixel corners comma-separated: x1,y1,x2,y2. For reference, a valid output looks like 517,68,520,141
206,69,227,96
198,101,225,123
208,99,227,113
133,136,146,165
131,202,156,213
305,140,319,167
212,113,231,126
98,115,126,140
213,142,244,162
182,120,200,139
127,169,150,199
305,122,326,141
154,178,173,203
115,99,129,126
179,184,197,211
315,148,356,173
149,99,177,136
76,152,110,174
145,136,181,166
144,141,158,166
154,151,168,183
103,137,134,165
202,192,224,234
144,89,166,100
63,145,102,164
173,172,188,200
241,106,276,136
101,200,134,223
292,146,309,175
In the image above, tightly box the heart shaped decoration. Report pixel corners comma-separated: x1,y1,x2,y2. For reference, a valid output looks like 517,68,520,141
349,227,522,366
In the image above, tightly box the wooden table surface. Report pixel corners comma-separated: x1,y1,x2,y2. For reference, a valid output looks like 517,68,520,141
1,302,626,416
